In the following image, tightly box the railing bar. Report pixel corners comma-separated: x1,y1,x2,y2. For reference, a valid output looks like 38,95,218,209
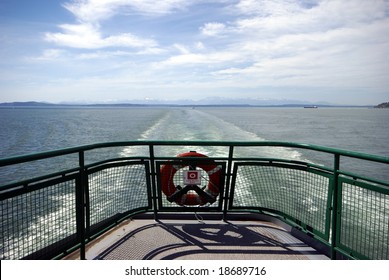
0,167,81,190
338,171,389,188
149,144,158,220
331,154,340,260
77,151,86,260
85,156,150,169
1,141,388,166
223,145,234,220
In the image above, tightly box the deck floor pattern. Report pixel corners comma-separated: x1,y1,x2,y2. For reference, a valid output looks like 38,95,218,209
84,218,328,260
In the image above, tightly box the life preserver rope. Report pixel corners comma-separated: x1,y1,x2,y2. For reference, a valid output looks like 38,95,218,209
160,151,222,206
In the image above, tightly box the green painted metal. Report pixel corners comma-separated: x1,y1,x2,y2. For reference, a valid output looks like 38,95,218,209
331,155,341,259
77,151,86,260
0,141,388,260
1,140,388,166
229,161,333,241
336,177,389,259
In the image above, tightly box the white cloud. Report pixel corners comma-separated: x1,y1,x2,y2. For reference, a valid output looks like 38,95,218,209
235,0,305,17
200,22,227,36
76,50,132,59
32,49,68,61
197,0,389,87
213,19,389,90
46,0,187,50
233,0,388,34
63,0,192,23
45,23,101,49
156,51,242,68
173,44,191,54
45,22,158,49
195,42,206,50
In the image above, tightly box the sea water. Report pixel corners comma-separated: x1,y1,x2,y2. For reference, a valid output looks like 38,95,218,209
1,107,388,181
0,107,388,259
1,107,388,155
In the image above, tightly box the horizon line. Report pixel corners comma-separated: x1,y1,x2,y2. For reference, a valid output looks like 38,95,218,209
0,101,381,108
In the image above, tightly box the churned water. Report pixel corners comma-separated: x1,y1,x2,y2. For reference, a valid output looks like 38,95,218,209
1,106,388,181
0,106,388,259
1,107,388,155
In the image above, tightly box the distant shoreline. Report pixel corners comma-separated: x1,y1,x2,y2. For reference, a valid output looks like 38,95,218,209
0,101,376,109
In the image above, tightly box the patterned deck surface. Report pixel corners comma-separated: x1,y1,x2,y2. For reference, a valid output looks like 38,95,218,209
73,217,329,260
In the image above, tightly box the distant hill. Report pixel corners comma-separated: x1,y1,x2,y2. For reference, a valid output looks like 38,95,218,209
0,101,54,107
0,99,375,108
0,102,148,108
1,97,333,107
374,102,389,108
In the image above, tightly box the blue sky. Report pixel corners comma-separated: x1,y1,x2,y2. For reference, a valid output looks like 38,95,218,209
1,0,389,105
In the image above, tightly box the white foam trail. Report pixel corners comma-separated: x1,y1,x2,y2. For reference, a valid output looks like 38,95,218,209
118,108,307,161
186,109,307,161
120,112,172,157
1,191,75,260
139,111,172,140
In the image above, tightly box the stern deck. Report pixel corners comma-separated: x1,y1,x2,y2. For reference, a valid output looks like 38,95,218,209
65,213,329,260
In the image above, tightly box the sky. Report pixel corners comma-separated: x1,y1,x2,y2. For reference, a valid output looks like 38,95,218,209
1,0,389,105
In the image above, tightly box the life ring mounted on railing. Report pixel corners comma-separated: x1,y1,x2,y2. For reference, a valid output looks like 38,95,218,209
160,151,223,206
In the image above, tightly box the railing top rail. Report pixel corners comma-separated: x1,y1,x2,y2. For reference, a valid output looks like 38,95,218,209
1,140,388,166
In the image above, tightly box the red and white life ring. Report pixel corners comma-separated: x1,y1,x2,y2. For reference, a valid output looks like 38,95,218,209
160,151,222,206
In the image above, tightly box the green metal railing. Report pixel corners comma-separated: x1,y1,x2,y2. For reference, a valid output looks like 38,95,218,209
0,141,388,260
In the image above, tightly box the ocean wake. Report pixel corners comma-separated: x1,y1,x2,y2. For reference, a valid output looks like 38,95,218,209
119,108,306,161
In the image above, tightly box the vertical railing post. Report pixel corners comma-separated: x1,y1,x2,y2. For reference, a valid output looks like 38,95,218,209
149,144,158,220
77,151,86,260
223,145,234,220
331,154,340,259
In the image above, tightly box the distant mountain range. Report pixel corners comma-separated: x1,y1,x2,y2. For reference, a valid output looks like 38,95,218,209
0,99,379,108
0,101,56,107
